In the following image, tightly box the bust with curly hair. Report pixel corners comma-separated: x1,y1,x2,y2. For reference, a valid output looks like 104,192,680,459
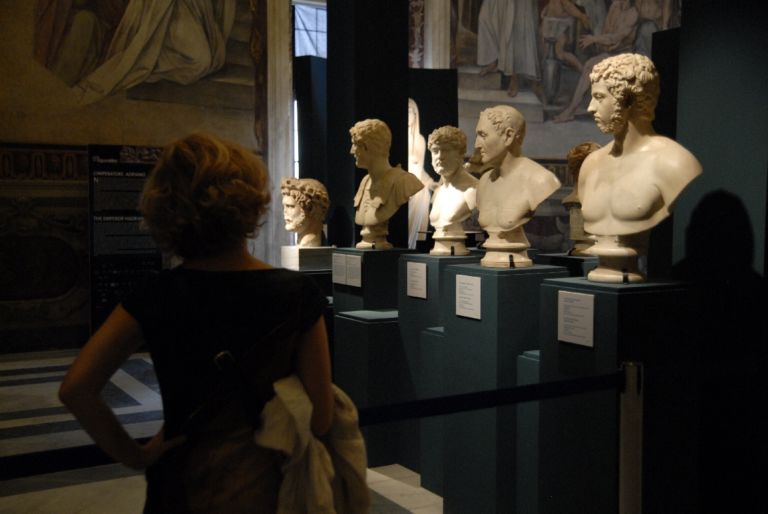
578,53,702,282
280,177,330,247
350,118,424,249
426,125,478,256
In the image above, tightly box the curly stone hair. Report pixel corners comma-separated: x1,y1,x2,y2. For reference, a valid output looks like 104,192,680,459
139,133,270,259
280,177,330,221
427,125,467,155
589,53,660,122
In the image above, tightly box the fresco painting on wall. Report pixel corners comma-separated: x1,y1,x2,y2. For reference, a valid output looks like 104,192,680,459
415,0,681,158
6,0,266,150
0,1,269,351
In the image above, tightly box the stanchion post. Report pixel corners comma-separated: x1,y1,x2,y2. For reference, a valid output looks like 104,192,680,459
619,361,644,514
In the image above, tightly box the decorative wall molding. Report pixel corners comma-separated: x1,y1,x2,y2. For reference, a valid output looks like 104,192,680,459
0,145,89,351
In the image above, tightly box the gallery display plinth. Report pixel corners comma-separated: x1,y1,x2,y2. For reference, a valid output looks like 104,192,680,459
533,252,598,277
280,245,333,271
516,350,540,514
332,309,418,470
440,264,569,514
417,326,447,496
397,253,481,348
331,248,415,312
538,277,697,514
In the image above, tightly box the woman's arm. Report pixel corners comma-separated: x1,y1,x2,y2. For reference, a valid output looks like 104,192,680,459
296,315,334,436
59,304,183,469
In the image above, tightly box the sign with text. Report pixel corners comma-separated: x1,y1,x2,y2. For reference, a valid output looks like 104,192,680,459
455,274,481,320
89,145,162,330
406,261,428,299
557,290,595,347
331,252,362,287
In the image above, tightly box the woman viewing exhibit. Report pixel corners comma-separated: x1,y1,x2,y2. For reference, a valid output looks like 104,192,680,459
58,133,339,512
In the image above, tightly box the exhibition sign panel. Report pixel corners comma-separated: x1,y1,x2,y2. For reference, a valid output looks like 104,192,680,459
89,145,161,330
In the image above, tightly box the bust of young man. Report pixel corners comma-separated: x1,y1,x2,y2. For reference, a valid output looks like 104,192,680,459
350,118,424,249
475,105,561,267
427,125,478,256
578,53,702,282
280,177,329,247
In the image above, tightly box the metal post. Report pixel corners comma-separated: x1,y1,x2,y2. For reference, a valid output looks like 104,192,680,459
619,362,644,514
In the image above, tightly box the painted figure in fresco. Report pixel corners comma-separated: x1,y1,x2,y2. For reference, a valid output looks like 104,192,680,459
476,0,542,97
540,0,592,73
553,0,639,123
350,119,424,249
73,0,237,103
281,177,330,248
578,53,701,282
634,0,674,56
34,0,128,86
427,125,478,256
474,105,561,267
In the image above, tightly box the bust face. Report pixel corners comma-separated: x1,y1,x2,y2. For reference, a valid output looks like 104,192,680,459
350,138,372,169
474,115,507,167
588,81,627,135
431,145,464,180
282,195,307,233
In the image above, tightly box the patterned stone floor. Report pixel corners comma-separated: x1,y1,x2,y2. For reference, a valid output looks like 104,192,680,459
0,350,442,513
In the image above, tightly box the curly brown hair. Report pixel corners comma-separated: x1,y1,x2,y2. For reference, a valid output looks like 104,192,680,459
139,133,270,259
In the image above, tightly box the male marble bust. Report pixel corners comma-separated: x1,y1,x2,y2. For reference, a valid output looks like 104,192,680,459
350,119,424,249
578,53,702,282
427,125,478,256
475,105,561,267
281,177,330,247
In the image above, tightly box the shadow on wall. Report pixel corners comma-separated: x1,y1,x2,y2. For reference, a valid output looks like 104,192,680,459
672,189,767,513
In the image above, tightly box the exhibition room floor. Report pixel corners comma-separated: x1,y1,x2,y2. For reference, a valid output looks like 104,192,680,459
0,350,442,513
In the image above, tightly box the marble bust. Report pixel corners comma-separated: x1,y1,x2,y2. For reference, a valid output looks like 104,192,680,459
475,105,561,267
579,53,702,282
427,125,478,256
280,177,330,247
351,118,424,249
562,141,601,256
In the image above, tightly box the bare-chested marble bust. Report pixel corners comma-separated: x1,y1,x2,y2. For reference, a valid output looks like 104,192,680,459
351,119,424,249
427,125,478,256
280,177,329,247
579,53,702,282
475,105,561,267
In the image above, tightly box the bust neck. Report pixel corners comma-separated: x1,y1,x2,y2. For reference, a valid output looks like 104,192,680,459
366,155,393,180
611,117,656,156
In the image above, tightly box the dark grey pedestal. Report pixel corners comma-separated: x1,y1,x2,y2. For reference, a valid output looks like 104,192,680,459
303,268,332,297
418,326,447,496
441,264,569,514
533,252,598,277
332,248,415,312
538,277,697,514
517,350,540,514
332,309,418,470
398,254,481,348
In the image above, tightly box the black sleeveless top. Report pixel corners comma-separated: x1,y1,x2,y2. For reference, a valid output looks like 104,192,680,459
122,267,328,438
